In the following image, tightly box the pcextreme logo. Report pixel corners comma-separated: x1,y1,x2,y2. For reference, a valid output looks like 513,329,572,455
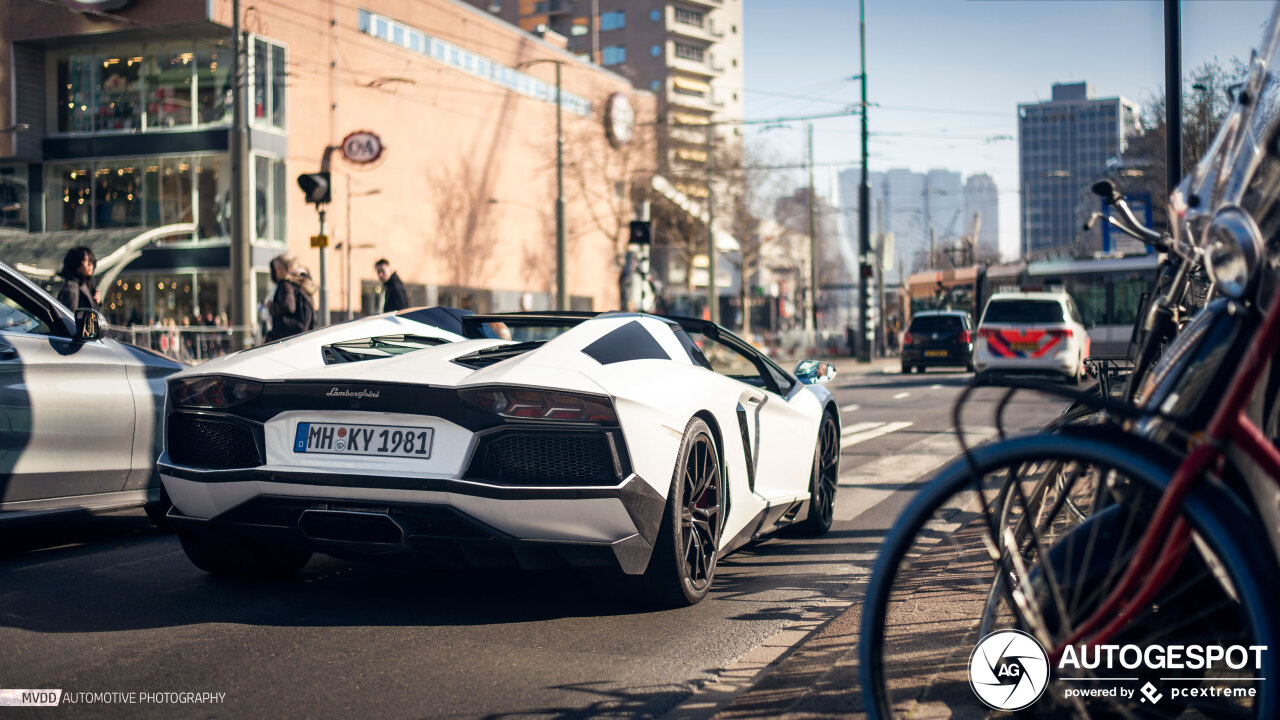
969,630,1050,711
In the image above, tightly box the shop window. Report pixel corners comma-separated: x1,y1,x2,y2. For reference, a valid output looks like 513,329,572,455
196,155,229,239
94,55,144,131
144,157,193,226
50,165,92,230
253,41,269,123
271,44,286,129
93,160,143,228
55,41,234,133
197,43,232,124
50,155,226,235
253,154,285,240
273,159,287,242
246,37,287,131
56,57,96,133
0,167,27,230
146,51,194,128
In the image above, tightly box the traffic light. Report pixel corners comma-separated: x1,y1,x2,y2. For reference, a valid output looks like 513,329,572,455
629,220,652,246
296,172,331,205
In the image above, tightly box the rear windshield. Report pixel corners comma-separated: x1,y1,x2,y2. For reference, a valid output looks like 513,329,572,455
982,300,1065,324
908,315,964,333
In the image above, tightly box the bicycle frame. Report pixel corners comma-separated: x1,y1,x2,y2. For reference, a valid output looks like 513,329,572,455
1051,276,1280,660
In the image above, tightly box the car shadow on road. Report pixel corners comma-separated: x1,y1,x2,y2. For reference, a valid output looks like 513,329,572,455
0,514,879,635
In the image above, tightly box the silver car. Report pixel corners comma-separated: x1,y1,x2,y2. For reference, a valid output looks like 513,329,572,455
0,262,183,524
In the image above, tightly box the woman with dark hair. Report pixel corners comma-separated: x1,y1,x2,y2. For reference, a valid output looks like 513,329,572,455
263,253,317,341
57,246,100,312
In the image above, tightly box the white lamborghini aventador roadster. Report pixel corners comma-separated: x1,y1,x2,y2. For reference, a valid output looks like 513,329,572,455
158,309,840,606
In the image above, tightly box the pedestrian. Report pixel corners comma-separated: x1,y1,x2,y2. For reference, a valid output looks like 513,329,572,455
264,253,317,342
56,246,100,312
375,258,410,313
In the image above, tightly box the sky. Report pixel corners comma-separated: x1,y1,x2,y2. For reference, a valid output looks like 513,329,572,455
740,0,1275,261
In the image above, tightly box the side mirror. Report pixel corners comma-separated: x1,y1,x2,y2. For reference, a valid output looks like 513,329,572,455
74,308,106,342
794,359,836,385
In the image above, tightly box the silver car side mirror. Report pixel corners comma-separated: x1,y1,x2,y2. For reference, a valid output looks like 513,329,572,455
74,308,106,342
794,359,836,385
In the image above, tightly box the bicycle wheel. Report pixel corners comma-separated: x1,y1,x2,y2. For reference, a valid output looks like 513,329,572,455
859,433,1279,719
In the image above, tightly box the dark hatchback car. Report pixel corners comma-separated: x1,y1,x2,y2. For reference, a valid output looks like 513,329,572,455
901,311,974,373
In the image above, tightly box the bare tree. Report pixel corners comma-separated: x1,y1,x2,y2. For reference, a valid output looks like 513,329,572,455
561,104,658,263
1114,59,1247,232
722,144,789,335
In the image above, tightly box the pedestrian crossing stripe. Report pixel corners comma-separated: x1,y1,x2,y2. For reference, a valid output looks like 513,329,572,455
840,421,913,448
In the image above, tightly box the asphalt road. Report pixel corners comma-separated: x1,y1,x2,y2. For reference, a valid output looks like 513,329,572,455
0,365,1067,719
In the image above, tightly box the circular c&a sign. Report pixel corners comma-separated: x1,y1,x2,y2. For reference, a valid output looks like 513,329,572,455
341,131,385,165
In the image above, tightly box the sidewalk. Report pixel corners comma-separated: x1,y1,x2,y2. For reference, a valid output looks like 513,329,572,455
662,404,998,720
699,508,994,719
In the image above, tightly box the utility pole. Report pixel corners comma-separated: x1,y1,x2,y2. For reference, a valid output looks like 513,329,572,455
923,185,935,268
554,61,566,310
876,197,885,359
856,0,871,362
807,123,818,334
230,0,253,347
517,59,568,310
706,122,718,324
1164,0,1182,195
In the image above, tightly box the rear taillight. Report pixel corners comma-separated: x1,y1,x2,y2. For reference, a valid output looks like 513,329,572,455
459,387,617,423
1052,328,1074,339
903,332,914,345
959,330,972,343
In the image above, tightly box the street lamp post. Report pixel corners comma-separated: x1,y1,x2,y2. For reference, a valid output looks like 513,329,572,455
344,184,381,319
518,59,568,311
856,0,871,362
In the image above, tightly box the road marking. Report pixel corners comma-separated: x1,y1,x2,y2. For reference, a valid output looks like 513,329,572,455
840,421,913,448
892,392,910,399
930,384,943,389
840,403,860,413
835,426,997,521
842,421,884,435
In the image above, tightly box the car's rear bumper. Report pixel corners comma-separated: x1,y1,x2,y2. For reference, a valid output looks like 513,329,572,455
973,354,1078,377
901,345,972,367
159,462,665,574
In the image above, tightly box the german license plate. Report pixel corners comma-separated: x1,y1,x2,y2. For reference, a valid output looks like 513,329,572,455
925,350,947,357
1011,342,1039,353
294,422,433,458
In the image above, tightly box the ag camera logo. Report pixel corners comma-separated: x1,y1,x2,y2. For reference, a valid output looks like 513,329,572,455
969,630,1050,711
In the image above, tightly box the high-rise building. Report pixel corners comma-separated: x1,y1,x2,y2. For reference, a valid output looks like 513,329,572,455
963,173,999,256
1019,82,1141,258
839,166,989,277
467,0,744,189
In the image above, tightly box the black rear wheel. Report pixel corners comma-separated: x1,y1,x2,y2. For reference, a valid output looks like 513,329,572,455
644,417,724,607
796,412,840,536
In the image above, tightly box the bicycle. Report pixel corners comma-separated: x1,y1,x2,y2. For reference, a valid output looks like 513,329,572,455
860,7,1280,714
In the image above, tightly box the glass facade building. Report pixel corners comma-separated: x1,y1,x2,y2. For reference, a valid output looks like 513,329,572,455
1018,82,1140,259
1,29,288,326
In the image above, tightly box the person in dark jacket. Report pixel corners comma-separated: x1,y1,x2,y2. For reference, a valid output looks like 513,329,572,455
264,254,317,341
375,258,410,312
57,246,100,312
